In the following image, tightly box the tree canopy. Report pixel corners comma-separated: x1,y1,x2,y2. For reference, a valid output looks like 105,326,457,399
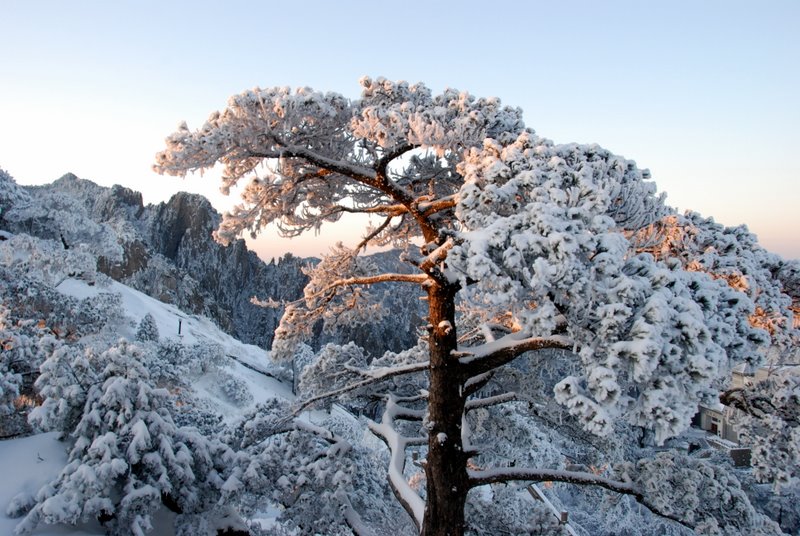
155,77,796,535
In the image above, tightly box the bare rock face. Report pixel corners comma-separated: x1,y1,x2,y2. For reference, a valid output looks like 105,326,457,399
130,191,309,348
97,239,150,280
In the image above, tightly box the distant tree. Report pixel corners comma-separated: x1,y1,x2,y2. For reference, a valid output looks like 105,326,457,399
135,313,160,342
155,77,792,535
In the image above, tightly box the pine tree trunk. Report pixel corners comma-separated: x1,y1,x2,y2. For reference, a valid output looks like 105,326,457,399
421,281,469,536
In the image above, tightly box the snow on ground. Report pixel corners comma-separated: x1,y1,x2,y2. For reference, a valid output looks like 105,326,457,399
0,432,102,535
57,278,266,358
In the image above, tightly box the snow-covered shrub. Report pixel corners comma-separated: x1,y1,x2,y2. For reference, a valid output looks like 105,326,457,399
135,313,160,342
5,491,35,519
75,291,127,334
0,307,64,436
0,306,25,418
142,339,193,386
18,340,234,536
0,234,98,287
28,341,95,434
217,369,253,407
142,340,226,388
298,342,369,405
188,341,225,373
172,395,224,436
0,358,20,419
223,399,412,535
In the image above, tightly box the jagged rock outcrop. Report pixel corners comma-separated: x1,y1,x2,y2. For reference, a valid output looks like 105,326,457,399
143,191,309,344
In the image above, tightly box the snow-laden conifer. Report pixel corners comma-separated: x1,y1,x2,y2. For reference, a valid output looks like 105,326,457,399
155,77,797,535
135,313,159,343
19,340,232,535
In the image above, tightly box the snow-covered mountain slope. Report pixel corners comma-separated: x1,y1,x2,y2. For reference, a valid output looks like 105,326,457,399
56,277,294,415
0,277,295,535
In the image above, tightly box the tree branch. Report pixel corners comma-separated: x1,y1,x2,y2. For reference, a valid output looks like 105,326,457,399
468,467,693,529
419,195,457,217
465,392,517,411
376,142,417,178
356,216,395,251
249,146,377,184
463,371,493,398
458,332,574,378
367,395,426,530
419,238,454,274
325,204,409,217
260,273,429,311
292,361,429,415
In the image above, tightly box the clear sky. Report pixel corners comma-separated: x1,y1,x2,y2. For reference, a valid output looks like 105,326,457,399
1,0,798,260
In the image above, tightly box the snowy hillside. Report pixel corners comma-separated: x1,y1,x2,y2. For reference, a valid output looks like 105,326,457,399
55,277,294,415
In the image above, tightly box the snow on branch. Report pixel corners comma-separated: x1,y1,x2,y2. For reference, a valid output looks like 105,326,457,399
304,272,429,300
458,331,573,377
468,466,636,494
367,395,426,530
255,272,429,311
418,237,454,274
292,361,429,415
464,391,517,411
418,195,458,217
294,419,351,456
248,144,377,184
376,141,417,177
467,467,690,529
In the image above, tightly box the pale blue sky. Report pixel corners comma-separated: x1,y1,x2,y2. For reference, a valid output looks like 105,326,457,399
1,0,798,259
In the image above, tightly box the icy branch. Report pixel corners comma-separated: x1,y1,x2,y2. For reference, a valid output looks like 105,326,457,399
419,237,454,274
418,195,458,217
356,216,394,251
278,272,429,310
294,419,351,456
468,467,636,494
463,371,493,398
376,142,417,177
341,493,379,536
249,145,377,184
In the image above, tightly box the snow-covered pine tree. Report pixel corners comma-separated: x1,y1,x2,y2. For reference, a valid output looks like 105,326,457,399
135,313,160,342
155,77,795,535
0,306,24,421
19,339,232,536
